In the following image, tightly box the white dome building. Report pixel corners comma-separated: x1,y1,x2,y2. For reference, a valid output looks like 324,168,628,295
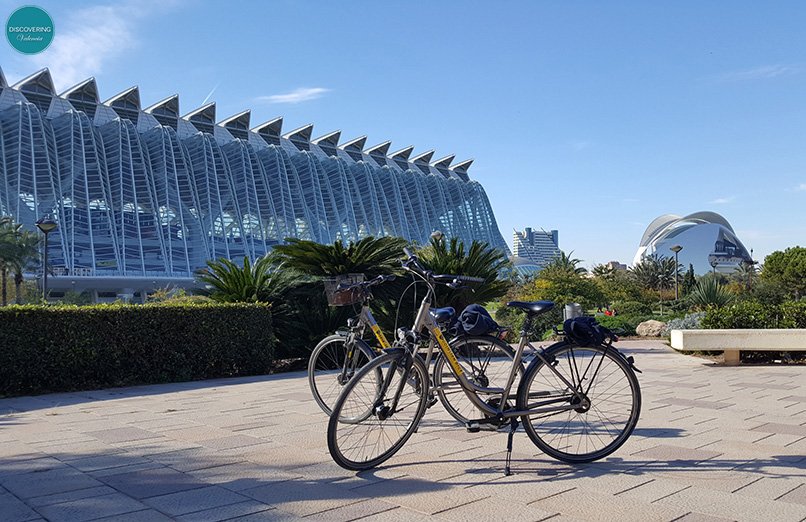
634,212,751,274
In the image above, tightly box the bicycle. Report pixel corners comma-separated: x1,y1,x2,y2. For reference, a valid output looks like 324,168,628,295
309,273,520,423
327,248,642,474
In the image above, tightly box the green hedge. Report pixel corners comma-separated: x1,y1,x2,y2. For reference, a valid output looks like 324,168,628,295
0,302,274,397
702,300,806,329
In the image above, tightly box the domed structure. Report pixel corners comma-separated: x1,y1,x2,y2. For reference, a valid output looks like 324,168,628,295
634,212,751,274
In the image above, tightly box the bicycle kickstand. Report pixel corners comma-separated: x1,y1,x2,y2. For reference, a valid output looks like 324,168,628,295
504,417,519,476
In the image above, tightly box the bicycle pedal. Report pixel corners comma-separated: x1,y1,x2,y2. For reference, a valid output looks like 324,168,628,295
465,421,480,433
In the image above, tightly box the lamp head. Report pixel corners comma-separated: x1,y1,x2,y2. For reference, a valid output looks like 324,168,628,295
670,245,683,254
36,215,57,234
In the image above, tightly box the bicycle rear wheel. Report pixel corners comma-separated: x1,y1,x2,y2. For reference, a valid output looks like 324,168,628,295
308,335,378,415
433,335,521,424
328,351,429,471
517,342,640,463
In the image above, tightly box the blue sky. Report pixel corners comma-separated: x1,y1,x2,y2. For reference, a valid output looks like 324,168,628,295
2,1,805,267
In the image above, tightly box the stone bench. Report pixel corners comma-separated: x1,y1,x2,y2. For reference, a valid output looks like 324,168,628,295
670,329,806,365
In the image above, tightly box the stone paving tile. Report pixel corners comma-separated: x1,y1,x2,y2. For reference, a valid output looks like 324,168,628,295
27,485,117,508
35,492,148,522
0,489,42,521
1,466,104,499
99,466,208,499
195,434,266,450
351,474,490,515
174,499,275,522
143,484,250,516
656,484,806,521
437,496,557,521
243,478,364,516
92,508,175,521
84,426,162,444
305,498,400,521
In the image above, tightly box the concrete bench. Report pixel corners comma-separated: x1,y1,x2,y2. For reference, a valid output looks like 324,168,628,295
670,329,806,365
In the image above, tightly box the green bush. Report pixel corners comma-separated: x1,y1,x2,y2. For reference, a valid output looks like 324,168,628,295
0,302,274,397
611,301,652,316
701,300,806,329
595,314,653,336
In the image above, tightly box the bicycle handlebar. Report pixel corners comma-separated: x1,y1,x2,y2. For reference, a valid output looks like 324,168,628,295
401,248,484,286
335,274,396,292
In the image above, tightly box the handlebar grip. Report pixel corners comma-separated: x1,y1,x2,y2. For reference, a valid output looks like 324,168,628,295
459,276,485,283
383,274,396,282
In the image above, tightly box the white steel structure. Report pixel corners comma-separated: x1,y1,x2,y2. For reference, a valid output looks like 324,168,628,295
0,68,508,293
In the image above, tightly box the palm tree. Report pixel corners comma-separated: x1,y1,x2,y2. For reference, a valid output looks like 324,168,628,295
417,235,511,311
688,278,735,310
9,229,40,304
0,217,24,306
591,263,616,279
270,236,408,277
631,254,678,314
544,251,587,276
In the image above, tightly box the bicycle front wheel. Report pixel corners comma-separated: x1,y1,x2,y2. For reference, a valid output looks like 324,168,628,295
308,335,378,415
433,335,521,424
517,342,641,463
328,352,429,471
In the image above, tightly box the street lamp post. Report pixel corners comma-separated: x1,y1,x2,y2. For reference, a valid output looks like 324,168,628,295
36,215,58,301
670,245,683,300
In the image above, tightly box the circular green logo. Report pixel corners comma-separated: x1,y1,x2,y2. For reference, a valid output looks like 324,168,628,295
6,6,54,54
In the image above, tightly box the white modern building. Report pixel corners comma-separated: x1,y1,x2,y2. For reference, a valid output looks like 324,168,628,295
512,227,561,270
634,211,751,274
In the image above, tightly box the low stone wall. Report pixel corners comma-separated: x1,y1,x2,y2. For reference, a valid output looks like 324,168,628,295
670,328,806,365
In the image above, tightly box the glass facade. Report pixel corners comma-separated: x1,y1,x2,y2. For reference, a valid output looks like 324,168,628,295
0,69,508,281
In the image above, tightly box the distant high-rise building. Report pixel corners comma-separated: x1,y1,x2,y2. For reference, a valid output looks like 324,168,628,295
512,227,561,269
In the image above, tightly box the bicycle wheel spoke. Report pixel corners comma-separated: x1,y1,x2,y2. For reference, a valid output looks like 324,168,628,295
520,343,640,463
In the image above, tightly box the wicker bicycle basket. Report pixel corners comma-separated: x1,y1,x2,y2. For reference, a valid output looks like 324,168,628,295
323,273,366,306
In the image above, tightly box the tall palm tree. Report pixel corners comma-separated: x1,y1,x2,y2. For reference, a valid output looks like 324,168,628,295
270,236,408,277
10,229,40,304
0,217,24,306
417,235,511,310
544,251,587,276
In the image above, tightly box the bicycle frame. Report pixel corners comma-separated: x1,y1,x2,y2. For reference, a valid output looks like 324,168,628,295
412,290,591,420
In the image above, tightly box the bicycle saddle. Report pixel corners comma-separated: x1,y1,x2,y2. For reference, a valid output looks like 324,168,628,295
429,307,455,324
506,301,555,315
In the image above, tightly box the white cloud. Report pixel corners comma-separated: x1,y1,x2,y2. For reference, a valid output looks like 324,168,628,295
795,183,806,191
710,196,735,204
714,64,797,83
256,87,330,104
5,1,167,91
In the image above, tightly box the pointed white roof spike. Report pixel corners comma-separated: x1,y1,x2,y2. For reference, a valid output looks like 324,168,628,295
104,86,140,110
365,141,391,157
450,158,474,172
13,68,56,112
103,86,141,122
219,109,251,139
182,102,216,134
60,77,99,103
252,117,283,145
283,124,313,142
339,136,367,151
283,124,314,151
411,150,434,164
0,66,8,88
389,145,414,161
60,77,100,117
144,94,180,129
431,154,455,169
312,130,341,147
12,68,56,95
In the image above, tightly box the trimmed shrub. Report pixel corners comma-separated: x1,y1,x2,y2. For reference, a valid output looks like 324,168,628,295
0,302,274,396
702,301,777,329
595,314,654,336
611,301,652,316
662,312,706,336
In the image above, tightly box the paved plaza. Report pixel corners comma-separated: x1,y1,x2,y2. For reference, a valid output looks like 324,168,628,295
1,340,805,521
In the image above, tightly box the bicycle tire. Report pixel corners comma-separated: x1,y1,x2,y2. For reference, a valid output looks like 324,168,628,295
328,351,429,471
433,335,522,424
308,334,379,415
517,341,641,463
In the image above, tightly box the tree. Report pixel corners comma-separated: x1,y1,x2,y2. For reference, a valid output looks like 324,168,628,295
681,264,696,296
688,278,735,310
630,254,678,313
9,229,40,304
417,235,511,311
591,263,616,279
760,247,806,299
0,217,25,306
544,251,588,276
270,236,408,278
